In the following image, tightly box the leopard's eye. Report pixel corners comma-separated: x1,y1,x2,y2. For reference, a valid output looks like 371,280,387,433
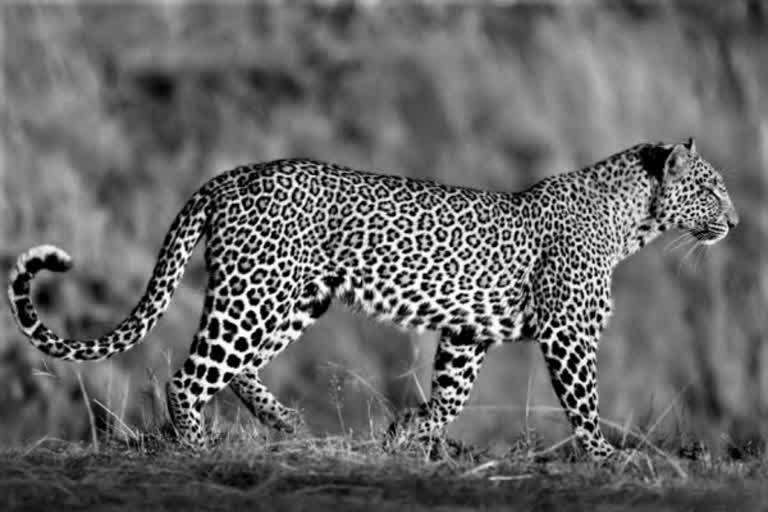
704,185,721,202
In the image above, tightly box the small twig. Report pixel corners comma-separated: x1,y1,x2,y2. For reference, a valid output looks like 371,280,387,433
93,399,138,441
488,474,533,482
75,370,99,453
410,370,429,405
599,418,688,480
21,436,54,457
524,356,535,435
620,410,633,449
106,361,113,438
642,386,689,443
120,374,131,433
31,369,57,378
528,434,577,459
460,459,499,477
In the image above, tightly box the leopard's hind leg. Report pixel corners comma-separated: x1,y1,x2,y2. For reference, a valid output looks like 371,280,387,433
165,284,259,448
229,367,301,433
164,238,267,448
388,328,492,448
229,277,334,433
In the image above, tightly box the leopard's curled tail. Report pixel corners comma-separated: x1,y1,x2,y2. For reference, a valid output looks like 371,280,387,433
7,189,211,362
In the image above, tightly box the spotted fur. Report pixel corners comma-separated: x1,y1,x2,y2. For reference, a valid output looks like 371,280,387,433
7,138,738,459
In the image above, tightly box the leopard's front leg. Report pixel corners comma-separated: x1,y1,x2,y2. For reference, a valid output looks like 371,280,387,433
533,266,616,461
538,324,615,460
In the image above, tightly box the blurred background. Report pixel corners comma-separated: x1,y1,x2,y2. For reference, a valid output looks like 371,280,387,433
1,1,766,452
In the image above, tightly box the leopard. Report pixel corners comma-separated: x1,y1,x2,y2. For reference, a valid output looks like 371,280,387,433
7,138,738,460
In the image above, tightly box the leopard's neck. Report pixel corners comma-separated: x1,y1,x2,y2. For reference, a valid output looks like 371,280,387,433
576,146,667,262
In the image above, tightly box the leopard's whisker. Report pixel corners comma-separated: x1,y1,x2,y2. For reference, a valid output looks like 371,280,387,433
674,238,699,275
663,232,692,253
667,231,700,254
693,243,710,271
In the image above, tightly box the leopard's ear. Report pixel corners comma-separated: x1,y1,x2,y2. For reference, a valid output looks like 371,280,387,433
684,137,696,154
638,142,689,183
662,142,692,181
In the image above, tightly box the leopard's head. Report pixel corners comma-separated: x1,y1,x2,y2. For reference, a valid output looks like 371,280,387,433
647,138,738,244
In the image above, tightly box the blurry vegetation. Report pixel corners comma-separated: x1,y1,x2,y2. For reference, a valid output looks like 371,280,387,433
1,1,767,455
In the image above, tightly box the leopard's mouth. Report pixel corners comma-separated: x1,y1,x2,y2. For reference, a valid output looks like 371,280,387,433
690,222,729,245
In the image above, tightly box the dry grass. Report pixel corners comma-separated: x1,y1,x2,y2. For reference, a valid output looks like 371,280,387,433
4,377,767,511
1,424,766,511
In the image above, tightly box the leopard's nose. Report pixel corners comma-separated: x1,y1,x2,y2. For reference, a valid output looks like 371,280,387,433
726,208,739,229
